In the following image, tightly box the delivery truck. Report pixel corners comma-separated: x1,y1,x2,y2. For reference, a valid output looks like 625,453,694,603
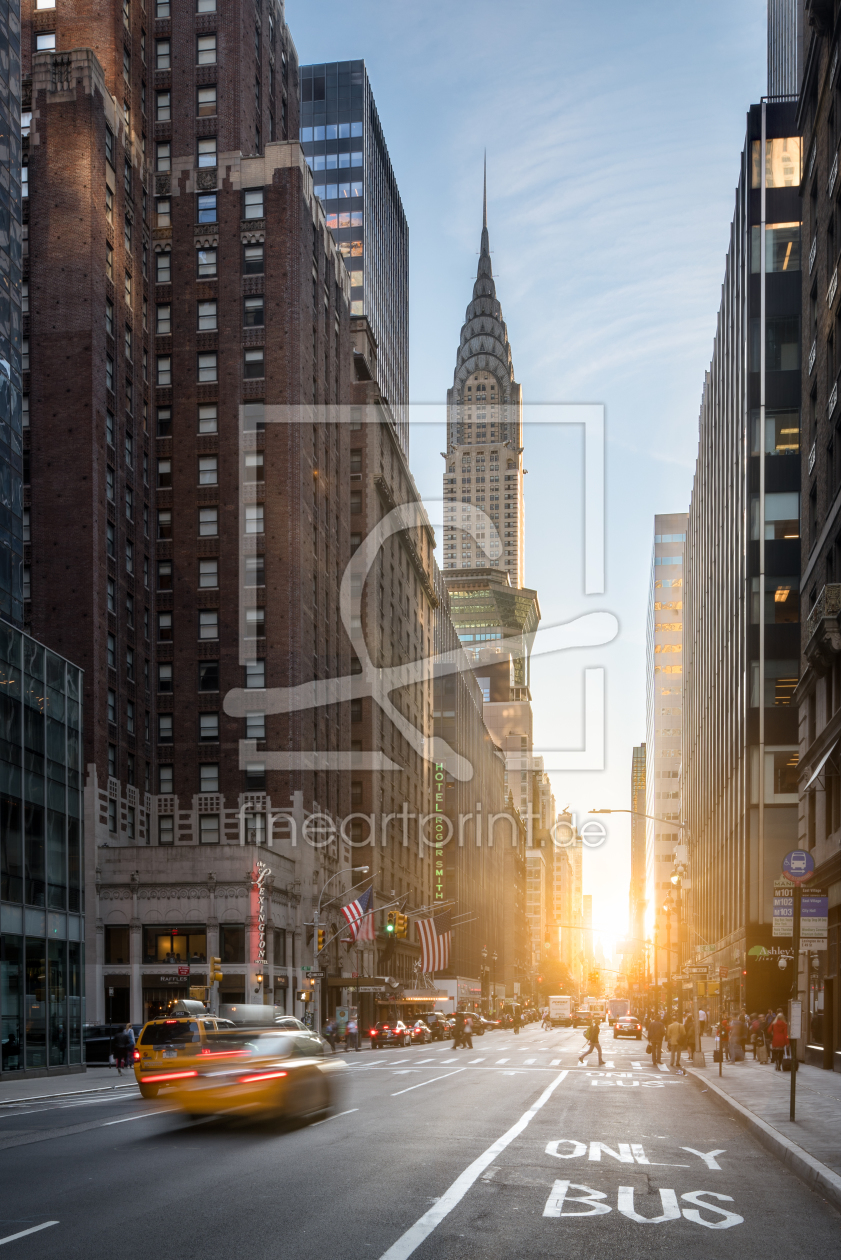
548,995,573,1026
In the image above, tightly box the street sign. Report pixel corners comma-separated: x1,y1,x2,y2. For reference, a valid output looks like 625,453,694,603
801,890,828,941
357,986,382,993
686,965,708,975
309,971,325,979
788,998,802,1040
773,883,795,937
177,965,190,977
782,849,815,885
719,966,728,979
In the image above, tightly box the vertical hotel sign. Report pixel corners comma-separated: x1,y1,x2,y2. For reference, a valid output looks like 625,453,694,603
434,762,446,902
251,860,270,968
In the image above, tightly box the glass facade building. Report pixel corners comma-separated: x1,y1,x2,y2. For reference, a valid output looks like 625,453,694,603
0,623,84,1073
0,0,23,627
300,61,409,452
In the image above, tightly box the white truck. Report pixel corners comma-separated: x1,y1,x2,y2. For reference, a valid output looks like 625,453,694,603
607,998,631,1023
548,995,573,1026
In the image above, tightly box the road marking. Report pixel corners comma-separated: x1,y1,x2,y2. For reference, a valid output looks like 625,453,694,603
469,1058,485,1064
311,1108,358,1127
631,1061,642,1069
416,1059,434,1065
0,1222,59,1247
496,1058,509,1064
391,1069,465,1097
550,1059,561,1066
379,1071,568,1259
524,1058,536,1064
440,1058,460,1065
103,1109,177,1125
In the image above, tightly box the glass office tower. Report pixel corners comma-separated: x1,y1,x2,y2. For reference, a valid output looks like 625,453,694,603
300,61,409,452
0,624,85,1074
0,0,24,627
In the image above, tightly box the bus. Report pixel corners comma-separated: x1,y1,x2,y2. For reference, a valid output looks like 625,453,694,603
607,998,631,1023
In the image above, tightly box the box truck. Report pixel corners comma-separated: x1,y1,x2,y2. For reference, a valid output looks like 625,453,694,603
548,995,573,1026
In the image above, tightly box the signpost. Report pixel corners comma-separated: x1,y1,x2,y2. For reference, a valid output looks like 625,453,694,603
686,967,707,1066
781,851,815,1122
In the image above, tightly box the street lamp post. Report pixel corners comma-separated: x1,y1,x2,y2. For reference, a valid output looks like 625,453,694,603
492,951,498,1013
481,946,488,1015
313,866,370,1037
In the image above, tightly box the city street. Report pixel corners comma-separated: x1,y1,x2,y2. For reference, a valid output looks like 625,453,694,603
0,1025,837,1258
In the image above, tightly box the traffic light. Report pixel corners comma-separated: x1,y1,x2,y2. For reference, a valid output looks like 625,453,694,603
386,911,396,935
209,957,223,984
297,990,312,1002
395,913,409,938
317,928,326,953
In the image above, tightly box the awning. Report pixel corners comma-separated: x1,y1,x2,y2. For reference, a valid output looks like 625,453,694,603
802,737,840,792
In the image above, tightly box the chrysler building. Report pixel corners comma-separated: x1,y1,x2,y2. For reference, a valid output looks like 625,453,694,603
442,166,524,586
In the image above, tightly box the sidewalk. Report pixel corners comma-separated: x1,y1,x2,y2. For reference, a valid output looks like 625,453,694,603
0,1067,138,1105
686,1035,841,1209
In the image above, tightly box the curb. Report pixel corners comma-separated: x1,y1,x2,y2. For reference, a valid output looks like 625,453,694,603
686,1068,841,1211
0,1082,139,1108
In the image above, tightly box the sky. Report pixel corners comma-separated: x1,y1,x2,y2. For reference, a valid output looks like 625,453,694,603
287,0,769,958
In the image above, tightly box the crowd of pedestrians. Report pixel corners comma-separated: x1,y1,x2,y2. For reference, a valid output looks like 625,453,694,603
713,1007,790,1069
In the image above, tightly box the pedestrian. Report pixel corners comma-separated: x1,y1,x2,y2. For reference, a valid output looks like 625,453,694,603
770,1009,789,1071
697,1007,707,1037
667,1016,684,1069
729,1013,746,1062
345,1016,357,1052
578,1017,604,1065
646,1014,665,1065
452,1010,465,1050
720,1014,731,1060
462,1014,474,1050
112,1025,130,1076
683,1014,696,1061
513,1008,522,1036
541,1008,551,1031
323,1018,337,1053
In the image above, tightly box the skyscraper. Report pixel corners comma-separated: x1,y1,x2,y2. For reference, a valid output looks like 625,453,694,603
0,0,23,629
299,62,409,452
443,166,524,586
630,741,646,960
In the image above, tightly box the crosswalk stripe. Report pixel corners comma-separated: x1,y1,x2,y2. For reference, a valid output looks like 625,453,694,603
550,1059,561,1065
441,1058,460,1064
524,1058,536,1064
496,1058,509,1064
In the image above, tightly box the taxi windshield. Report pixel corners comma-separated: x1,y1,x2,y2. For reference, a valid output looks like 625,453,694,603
139,1021,201,1046
201,1033,295,1059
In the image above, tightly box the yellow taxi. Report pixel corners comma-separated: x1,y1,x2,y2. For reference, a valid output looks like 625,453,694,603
133,1001,234,1098
165,1027,347,1120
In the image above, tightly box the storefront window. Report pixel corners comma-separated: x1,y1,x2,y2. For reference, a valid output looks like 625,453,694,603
68,941,82,1064
1,935,23,1071
105,926,131,964
49,940,67,1066
142,926,207,963
25,937,46,1069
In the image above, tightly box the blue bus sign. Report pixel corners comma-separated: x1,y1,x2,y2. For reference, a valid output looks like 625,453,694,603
781,850,815,885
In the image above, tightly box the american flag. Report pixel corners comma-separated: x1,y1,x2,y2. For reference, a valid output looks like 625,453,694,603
341,886,375,942
417,910,452,974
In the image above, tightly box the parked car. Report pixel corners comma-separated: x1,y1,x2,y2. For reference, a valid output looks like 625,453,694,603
408,1020,432,1044
424,1013,449,1041
369,1020,410,1048
613,1015,643,1040
84,1023,143,1065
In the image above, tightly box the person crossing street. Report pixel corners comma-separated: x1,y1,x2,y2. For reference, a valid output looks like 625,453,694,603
578,1016,604,1065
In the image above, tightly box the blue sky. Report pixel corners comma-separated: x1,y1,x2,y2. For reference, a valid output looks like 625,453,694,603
287,0,768,948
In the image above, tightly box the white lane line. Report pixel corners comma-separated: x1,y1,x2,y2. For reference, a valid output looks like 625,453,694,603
550,1059,561,1066
495,1058,509,1064
103,1109,177,1125
416,1059,435,1065
391,1069,465,1097
311,1108,358,1127
379,1071,568,1259
469,1058,485,1064
0,1110,44,1120
0,1222,59,1247
523,1058,536,1064
631,1061,643,1069
440,1058,460,1065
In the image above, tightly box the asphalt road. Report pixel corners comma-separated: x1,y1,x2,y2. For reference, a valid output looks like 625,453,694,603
0,1024,837,1258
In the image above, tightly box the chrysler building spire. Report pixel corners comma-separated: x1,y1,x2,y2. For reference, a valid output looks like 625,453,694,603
442,164,524,586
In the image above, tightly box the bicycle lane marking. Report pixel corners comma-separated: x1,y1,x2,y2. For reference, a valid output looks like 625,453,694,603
378,1071,568,1260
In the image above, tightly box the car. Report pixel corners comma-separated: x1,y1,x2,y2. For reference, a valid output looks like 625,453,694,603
613,1016,643,1040
133,1009,226,1098
571,1010,591,1028
84,1022,143,1065
424,1013,449,1041
166,1028,348,1121
369,1020,410,1048
408,1020,432,1044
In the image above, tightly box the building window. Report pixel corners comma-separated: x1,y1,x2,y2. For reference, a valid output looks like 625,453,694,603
155,90,171,122
198,405,217,434
108,798,117,833
197,34,217,63
156,39,170,69
36,31,56,50
198,456,217,485
155,0,169,16
157,509,172,539
197,85,217,116
244,452,264,482
156,406,172,436
106,242,114,281
244,348,264,379
199,609,218,640
157,611,173,641
158,662,173,693
156,304,171,335
126,700,135,734
199,507,218,536
196,193,217,223
106,465,115,502
197,0,215,10
125,486,133,520
22,508,30,543
245,660,265,689
197,353,217,383
244,608,265,639
106,521,116,558
199,660,219,691
197,300,217,331
105,299,114,337
243,244,264,275
159,764,174,794
156,356,171,387
107,688,116,723
199,712,219,741
126,539,134,573
199,558,218,588
158,815,174,844
243,296,264,327
197,137,217,168
197,248,217,278
197,813,219,844
243,188,264,220
157,559,173,590
155,198,171,228
156,251,171,283
107,633,116,669
156,141,171,173
107,577,116,613
246,711,265,739
200,763,219,792
158,713,173,743
245,504,264,534
245,555,265,586
246,763,266,791
105,354,114,392
105,125,115,167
